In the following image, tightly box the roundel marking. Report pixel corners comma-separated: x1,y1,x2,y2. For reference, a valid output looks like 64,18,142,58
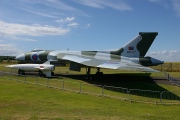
32,54,38,61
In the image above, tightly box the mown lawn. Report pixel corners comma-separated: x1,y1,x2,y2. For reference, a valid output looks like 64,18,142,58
0,77,180,120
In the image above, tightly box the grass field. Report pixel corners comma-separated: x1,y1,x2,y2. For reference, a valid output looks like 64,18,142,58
0,63,180,119
0,78,180,120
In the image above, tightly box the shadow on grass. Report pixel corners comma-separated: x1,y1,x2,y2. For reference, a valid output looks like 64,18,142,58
8,71,179,100
55,73,179,100
55,73,166,90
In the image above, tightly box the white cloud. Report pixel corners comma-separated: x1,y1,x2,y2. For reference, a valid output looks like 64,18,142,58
24,0,90,17
56,17,75,23
21,0,78,12
43,0,79,12
146,50,180,62
66,17,75,22
68,22,79,27
148,0,169,8
73,0,104,9
0,21,69,36
149,0,180,17
56,17,79,27
172,0,180,17
20,7,60,18
85,23,90,28
73,0,132,11
0,44,23,56
9,36,37,42
149,0,163,3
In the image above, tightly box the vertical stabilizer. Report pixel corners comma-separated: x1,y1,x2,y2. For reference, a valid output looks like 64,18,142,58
120,32,158,57
137,32,158,56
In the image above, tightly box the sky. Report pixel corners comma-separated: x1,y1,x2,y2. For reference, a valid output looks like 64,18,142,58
0,0,180,62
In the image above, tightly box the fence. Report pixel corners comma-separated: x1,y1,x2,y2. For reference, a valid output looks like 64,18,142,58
164,72,180,86
151,63,180,72
0,71,179,105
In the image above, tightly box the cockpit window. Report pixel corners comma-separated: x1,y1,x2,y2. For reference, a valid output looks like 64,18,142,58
31,49,44,52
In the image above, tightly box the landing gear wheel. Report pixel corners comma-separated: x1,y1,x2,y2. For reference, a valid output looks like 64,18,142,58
43,74,46,78
18,69,21,75
89,76,93,80
96,71,103,75
95,67,103,76
85,67,93,80
51,72,54,76
18,69,25,75
39,71,43,77
85,76,93,80
95,68,103,80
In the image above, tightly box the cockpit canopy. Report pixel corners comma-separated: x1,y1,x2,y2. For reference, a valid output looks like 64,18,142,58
31,49,44,52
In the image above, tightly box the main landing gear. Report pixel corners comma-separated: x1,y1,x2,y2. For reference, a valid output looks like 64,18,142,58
38,71,54,78
85,67,103,80
85,67,92,80
96,68,103,76
18,69,25,75
39,71,45,77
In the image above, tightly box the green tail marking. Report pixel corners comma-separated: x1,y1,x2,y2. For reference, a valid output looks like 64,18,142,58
137,32,158,57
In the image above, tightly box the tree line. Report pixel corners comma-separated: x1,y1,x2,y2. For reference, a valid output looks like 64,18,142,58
0,56,16,63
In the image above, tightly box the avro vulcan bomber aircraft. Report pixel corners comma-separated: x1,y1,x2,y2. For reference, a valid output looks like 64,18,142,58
15,32,164,77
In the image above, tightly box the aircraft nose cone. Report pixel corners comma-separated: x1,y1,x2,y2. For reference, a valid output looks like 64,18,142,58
6,65,14,68
15,54,25,60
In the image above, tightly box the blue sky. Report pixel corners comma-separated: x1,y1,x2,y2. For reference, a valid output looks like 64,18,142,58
0,0,180,62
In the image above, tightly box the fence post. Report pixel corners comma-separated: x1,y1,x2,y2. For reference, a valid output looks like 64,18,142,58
128,90,132,102
160,91,166,104
47,78,49,87
16,74,18,81
8,71,10,80
80,83,82,94
62,81,65,90
36,76,38,85
160,92,163,104
24,75,26,83
165,72,167,78
102,85,104,96
10,69,12,80
167,74,169,81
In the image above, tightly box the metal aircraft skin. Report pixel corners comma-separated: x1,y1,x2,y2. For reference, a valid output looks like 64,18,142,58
6,61,54,77
15,32,164,73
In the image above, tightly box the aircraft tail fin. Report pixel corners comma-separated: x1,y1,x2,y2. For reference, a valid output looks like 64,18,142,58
111,32,158,57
